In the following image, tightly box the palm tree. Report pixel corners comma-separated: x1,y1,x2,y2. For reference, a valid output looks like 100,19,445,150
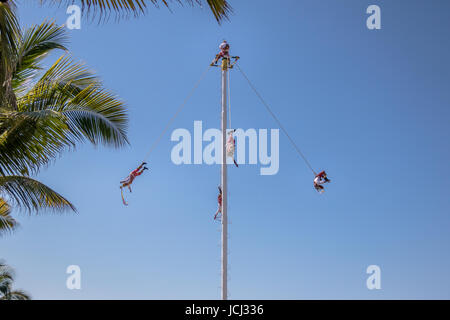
0,20,129,231
0,262,31,300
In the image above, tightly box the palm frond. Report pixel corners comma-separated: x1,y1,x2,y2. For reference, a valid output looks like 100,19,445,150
20,55,129,147
1,289,31,300
0,175,76,213
0,198,18,235
0,2,20,110
204,0,232,24
13,21,68,95
0,54,128,176
0,261,14,295
26,54,98,96
0,2,19,67
0,108,70,175
0,262,31,300
0,262,14,282
41,0,231,23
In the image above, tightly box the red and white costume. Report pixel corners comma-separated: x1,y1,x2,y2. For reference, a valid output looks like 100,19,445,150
313,171,330,193
226,131,238,167
214,187,223,220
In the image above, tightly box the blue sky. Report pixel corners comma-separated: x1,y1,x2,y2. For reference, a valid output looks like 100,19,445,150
2,0,450,299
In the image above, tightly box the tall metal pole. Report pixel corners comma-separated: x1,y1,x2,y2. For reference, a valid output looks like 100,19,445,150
221,57,228,300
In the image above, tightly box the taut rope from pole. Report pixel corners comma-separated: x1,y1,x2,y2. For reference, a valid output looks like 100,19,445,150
142,65,212,162
236,64,317,176
227,68,232,129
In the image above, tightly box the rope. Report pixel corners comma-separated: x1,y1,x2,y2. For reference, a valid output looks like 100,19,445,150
236,64,317,176
142,65,212,162
120,188,128,206
227,68,232,129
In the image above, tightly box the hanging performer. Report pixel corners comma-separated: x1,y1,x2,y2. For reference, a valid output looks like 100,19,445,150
214,186,223,220
226,130,238,167
120,162,149,205
313,170,331,193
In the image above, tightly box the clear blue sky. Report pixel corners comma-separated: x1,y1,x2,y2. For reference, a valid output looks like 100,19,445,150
2,0,450,299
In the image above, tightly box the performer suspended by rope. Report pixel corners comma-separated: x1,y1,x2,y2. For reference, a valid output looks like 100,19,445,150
118,63,212,208
236,64,332,193
120,162,149,205
313,171,331,193
226,130,238,167
214,186,223,220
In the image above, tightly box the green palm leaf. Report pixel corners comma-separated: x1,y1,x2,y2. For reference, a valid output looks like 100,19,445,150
42,0,232,23
19,55,128,145
21,55,129,145
0,198,18,235
0,108,70,175
204,0,232,23
0,175,75,213
0,22,128,176
1,289,31,300
0,262,31,300
0,262,14,295
0,2,20,110
13,21,68,95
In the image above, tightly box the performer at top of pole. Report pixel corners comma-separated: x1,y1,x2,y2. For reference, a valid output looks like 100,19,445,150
211,40,230,66
211,40,240,67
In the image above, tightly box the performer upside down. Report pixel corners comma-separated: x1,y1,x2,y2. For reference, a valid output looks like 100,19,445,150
226,130,238,168
313,171,331,193
214,186,222,220
120,162,148,205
